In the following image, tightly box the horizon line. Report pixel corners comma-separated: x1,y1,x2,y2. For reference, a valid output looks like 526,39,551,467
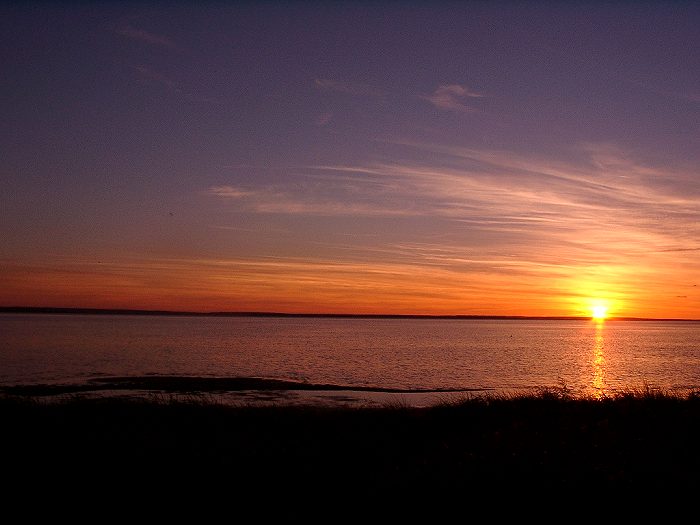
1,306,698,322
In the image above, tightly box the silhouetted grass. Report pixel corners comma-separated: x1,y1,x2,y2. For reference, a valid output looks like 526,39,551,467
1,386,699,495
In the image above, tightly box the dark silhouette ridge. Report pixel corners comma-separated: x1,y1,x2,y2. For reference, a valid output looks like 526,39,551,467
1,306,698,321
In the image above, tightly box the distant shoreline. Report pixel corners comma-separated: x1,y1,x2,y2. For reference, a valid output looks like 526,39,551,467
0,306,698,322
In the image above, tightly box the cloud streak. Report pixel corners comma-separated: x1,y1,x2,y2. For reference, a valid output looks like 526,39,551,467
207,182,412,216
116,26,176,48
208,144,700,243
207,186,251,198
422,84,483,113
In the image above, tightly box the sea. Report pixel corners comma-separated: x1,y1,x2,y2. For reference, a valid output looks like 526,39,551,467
2,314,699,406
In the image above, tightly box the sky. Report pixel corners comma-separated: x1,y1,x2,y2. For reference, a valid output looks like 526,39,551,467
2,2,700,317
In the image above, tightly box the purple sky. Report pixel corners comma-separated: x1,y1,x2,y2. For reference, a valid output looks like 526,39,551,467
2,3,700,316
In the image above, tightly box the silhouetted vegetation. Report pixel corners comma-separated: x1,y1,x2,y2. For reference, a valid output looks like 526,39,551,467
2,386,699,494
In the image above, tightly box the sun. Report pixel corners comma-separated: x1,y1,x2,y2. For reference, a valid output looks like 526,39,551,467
591,305,608,320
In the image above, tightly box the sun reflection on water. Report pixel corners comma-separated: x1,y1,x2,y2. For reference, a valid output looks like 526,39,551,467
592,321,606,398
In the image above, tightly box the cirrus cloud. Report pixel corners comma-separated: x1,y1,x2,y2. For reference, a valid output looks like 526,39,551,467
423,84,484,113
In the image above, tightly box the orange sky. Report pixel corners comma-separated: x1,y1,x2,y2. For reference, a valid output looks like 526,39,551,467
2,244,699,318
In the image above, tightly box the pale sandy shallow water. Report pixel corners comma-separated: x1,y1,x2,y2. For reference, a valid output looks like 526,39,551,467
37,389,469,408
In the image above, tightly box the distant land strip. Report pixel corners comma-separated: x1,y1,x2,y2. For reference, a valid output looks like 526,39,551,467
0,306,698,321
1,306,697,321
0,376,492,397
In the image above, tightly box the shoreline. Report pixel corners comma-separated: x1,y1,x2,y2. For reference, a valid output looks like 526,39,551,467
0,375,492,397
0,375,496,408
3,376,697,408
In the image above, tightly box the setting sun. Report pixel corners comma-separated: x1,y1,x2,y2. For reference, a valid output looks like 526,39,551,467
592,305,608,320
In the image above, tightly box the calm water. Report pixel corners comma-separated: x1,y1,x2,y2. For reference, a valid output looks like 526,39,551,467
2,314,700,400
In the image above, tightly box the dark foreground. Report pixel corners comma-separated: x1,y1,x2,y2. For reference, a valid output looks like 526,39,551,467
2,389,700,500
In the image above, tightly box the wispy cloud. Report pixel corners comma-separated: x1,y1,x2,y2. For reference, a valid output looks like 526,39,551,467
207,186,252,198
203,142,700,315
422,84,483,113
116,26,176,48
207,182,410,216
314,78,385,97
207,145,700,242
